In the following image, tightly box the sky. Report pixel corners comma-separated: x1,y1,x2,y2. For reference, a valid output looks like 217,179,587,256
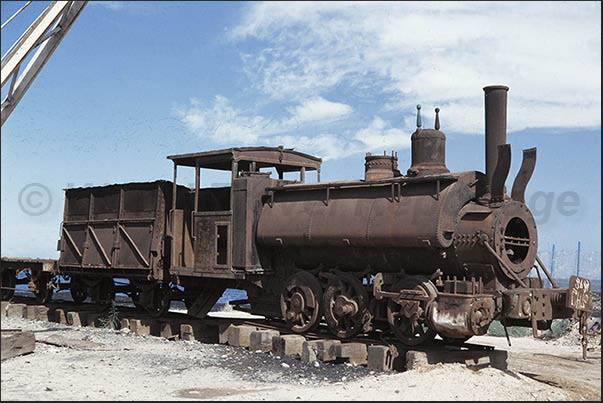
1,1,601,270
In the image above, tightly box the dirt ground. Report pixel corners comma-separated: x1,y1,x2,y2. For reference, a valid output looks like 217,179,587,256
1,310,600,401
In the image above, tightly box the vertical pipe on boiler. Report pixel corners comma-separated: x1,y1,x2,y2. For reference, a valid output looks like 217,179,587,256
484,85,509,193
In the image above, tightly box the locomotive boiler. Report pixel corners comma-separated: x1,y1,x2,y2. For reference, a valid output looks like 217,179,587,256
0,85,592,349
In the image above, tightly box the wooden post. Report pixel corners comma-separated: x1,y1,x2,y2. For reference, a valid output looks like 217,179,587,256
172,162,177,211
194,160,200,213
231,160,238,181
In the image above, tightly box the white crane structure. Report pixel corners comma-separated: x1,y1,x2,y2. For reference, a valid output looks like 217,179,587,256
1,1,87,126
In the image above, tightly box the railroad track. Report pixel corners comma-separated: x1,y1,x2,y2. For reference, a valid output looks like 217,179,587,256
3,294,494,352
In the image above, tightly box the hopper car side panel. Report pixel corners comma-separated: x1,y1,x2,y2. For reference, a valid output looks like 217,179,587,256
59,181,188,279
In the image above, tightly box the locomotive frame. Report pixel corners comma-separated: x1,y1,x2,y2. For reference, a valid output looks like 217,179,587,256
1,85,593,350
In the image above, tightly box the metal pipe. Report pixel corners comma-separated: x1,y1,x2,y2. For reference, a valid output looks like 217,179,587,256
194,160,200,213
484,85,509,192
535,255,559,288
1,1,33,30
172,162,177,211
483,240,528,288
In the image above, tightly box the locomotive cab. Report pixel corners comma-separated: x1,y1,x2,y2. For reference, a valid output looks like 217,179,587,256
165,147,321,316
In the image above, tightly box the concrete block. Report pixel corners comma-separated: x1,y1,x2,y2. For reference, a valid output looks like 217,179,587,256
1,301,8,316
160,322,175,339
314,339,341,362
405,351,429,370
25,305,37,319
272,334,306,357
405,349,508,371
249,330,280,352
35,306,50,322
227,325,258,347
120,318,130,330
180,323,219,343
54,309,67,324
24,305,48,320
219,323,235,344
66,311,83,327
335,342,368,365
367,345,397,372
6,303,26,319
218,323,232,343
301,340,321,363
130,319,151,336
180,324,195,341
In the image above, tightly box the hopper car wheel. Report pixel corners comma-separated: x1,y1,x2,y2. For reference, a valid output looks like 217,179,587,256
92,278,115,306
280,271,323,333
387,278,437,346
33,272,53,304
1,269,16,300
70,280,88,304
323,273,370,338
147,283,171,318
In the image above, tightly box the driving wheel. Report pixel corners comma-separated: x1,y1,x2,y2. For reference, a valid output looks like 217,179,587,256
323,273,370,338
280,271,323,333
387,277,437,346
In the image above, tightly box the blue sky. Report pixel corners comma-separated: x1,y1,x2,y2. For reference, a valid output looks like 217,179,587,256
1,1,601,263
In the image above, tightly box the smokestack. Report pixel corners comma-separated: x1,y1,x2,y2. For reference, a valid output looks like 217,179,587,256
484,85,509,192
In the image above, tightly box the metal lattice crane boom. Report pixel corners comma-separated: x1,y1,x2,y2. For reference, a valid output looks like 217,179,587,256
1,1,87,126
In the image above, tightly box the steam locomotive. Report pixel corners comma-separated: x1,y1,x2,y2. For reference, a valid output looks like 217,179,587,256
0,85,592,346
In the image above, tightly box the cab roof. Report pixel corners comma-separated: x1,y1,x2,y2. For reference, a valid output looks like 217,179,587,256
167,146,322,172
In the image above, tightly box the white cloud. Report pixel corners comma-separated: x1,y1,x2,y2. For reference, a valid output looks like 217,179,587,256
89,1,124,11
354,116,411,150
174,95,409,161
285,97,353,126
174,95,267,144
228,2,601,133
174,2,599,161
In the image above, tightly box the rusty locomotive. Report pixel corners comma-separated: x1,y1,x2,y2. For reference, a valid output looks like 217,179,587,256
0,85,592,346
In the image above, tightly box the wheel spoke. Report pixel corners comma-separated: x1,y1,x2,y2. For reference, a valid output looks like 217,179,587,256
282,272,322,333
323,274,368,338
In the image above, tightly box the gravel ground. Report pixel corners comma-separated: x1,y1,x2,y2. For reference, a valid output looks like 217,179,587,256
0,315,578,401
1,291,599,400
